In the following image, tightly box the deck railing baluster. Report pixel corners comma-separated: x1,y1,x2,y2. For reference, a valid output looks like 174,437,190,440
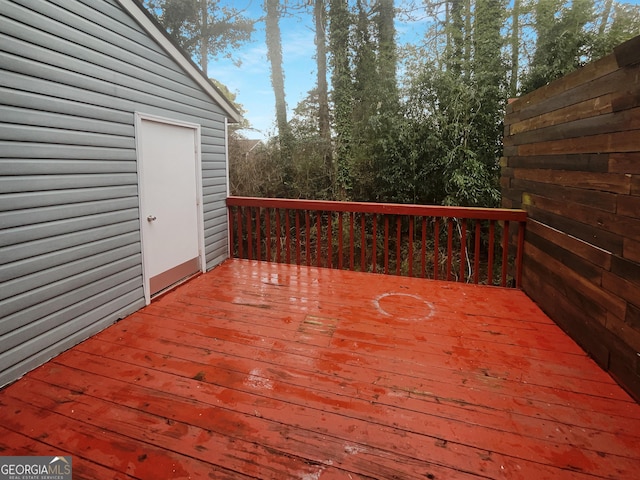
372,215,377,273
360,214,366,272
327,212,333,268
275,208,281,263
473,220,481,284
517,221,525,288
501,220,510,287
421,217,427,278
408,216,414,277
305,211,311,266
228,205,234,258
338,213,344,270
317,211,322,268
255,207,261,261
226,197,526,288
295,211,301,265
446,218,453,281
396,216,401,276
488,220,495,285
384,216,389,275
459,219,466,283
246,208,252,261
434,219,440,280
349,212,355,270
237,207,243,259
285,210,291,264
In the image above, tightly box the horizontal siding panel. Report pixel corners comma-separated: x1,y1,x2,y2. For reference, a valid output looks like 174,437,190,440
0,123,134,149
1,69,222,132
204,219,227,236
206,240,228,266
202,144,226,155
0,141,136,161
202,188,225,200
0,173,137,194
0,271,141,355
204,207,227,224
2,220,140,266
0,186,137,211
0,209,139,247
201,127,225,138
0,52,225,123
52,0,183,74
6,0,196,90
0,35,222,117
1,8,209,106
0,287,145,388
0,159,136,175
202,180,226,193
203,166,226,179
1,88,132,124
202,132,226,145
0,231,140,283
204,227,226,245
0,197,138,228
0,105,133,136
0,247,141,317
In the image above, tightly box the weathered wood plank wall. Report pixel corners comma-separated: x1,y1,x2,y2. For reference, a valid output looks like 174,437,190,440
502,35,640,401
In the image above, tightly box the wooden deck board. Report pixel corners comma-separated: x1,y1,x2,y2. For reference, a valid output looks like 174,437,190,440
1,259,639,479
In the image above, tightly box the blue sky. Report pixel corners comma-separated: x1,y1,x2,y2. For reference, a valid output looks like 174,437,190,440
207,1,428,140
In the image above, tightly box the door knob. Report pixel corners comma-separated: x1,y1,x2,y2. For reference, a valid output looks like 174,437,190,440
147,215,157,222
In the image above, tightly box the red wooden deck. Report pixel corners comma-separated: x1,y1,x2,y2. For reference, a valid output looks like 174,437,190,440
1,259,639,479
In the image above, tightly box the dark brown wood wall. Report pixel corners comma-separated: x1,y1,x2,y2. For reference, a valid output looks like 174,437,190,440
502,35,640,402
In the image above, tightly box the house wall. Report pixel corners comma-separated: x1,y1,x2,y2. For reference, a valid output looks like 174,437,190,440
502,36,640,401
0,0,230,387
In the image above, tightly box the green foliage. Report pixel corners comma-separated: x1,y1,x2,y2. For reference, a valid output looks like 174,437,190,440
375,65,501,207
589,2,640,59
143,0,254,66
521,0,594,93
328,0,355,198
147,0,640,209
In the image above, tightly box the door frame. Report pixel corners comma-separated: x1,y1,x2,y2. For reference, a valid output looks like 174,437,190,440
134,112,206,304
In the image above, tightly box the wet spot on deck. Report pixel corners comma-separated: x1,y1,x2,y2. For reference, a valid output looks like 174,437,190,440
373,292,435,321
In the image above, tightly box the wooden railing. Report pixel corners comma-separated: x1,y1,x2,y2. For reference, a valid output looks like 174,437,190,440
227,197,527,288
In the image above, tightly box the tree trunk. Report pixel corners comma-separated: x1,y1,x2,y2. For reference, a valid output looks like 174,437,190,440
510,0,520,97
375,0,398,113
328,0,353,199
200,0,208,73
265,0,291,164
599,0,613,36
314,0,332,183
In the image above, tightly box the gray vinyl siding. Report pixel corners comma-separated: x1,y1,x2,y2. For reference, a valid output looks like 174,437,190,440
0,0,230,387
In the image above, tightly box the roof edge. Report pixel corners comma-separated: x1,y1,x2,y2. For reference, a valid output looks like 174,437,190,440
117,0,242,123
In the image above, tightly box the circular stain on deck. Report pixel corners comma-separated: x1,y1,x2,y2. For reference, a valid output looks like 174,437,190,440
373,293,434,321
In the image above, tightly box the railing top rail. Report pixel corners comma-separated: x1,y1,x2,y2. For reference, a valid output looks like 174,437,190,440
227,196,527,222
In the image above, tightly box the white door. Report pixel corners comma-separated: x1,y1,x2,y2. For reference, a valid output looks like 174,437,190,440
136,114,204,303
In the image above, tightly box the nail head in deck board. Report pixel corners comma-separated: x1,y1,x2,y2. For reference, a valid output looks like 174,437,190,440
2,260,640,479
